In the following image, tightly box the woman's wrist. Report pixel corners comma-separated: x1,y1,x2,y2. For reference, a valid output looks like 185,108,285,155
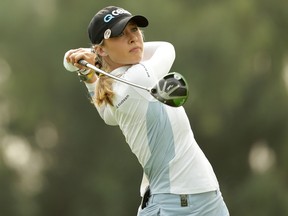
78,69,96,83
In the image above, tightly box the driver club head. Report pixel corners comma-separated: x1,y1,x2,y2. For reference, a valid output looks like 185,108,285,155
150,72,189,107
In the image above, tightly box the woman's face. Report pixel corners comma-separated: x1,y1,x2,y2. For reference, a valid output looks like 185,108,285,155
100,22,144,70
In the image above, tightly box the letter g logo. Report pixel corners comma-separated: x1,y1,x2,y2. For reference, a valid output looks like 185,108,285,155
104,14,114,23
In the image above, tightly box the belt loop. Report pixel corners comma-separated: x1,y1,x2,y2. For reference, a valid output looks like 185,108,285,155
180,194,188,207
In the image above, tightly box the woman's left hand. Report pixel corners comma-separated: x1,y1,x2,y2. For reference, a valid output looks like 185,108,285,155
65,48,96,70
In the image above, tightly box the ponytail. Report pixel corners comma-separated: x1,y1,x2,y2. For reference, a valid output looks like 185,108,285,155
92,53,114,106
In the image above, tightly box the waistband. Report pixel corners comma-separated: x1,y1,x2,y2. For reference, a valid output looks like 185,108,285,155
149,190,219,207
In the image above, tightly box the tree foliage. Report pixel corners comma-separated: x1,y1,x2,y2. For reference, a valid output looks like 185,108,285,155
0,0,288,215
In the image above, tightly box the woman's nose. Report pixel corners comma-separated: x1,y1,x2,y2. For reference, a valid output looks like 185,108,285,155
129,33,138,43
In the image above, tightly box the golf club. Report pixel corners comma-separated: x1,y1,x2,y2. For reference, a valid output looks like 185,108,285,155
78,60,188,107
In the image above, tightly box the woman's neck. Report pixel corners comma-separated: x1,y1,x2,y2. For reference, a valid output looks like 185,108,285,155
103,56,132,72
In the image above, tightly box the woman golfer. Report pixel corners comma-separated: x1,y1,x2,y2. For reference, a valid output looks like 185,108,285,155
64,5,229,216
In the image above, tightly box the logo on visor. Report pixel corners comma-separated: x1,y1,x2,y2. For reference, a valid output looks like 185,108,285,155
104,29,111,39
103,8,131,23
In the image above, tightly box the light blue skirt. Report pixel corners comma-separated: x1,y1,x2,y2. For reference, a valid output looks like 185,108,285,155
137,190,229,216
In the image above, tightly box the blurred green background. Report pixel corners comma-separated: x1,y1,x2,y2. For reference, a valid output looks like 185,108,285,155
1,0,288,215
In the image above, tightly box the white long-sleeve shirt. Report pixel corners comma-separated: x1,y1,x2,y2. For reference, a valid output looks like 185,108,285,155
74,42,219,196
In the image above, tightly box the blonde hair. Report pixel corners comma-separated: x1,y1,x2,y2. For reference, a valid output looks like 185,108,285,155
92,52,115,106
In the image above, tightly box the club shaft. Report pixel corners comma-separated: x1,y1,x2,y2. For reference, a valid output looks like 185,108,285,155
78,60,150,92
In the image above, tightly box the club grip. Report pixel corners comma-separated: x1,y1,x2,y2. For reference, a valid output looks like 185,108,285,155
78,59,88,66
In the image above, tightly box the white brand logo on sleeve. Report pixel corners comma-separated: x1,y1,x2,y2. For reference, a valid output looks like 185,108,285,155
104,8,131,23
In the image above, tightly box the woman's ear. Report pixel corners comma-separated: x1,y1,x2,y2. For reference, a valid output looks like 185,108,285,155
96,46,108,57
